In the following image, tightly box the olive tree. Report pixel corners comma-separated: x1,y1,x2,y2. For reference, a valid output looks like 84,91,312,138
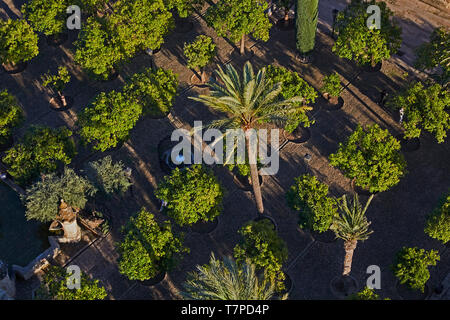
183,35,216,83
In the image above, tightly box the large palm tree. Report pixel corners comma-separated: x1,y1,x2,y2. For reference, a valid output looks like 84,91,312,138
190,61,311,214
180,253,278,300
331,193,374,276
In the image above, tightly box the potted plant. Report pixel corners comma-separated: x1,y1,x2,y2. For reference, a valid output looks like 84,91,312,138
117,208,189,284
276,0,294,30
330,194,373,298
286,174,338,242
321,72,344,109
0,19,39,74
41,67,73,110
77,90,143,151
35,265,107,300
22,0,68,46
392,247,440,299
155,165,224,233
234,219,288,293
206,0,271,56
424,192,450,245
387,81,449,149
124,67,179,118
295,0,319,63
3,126,76,186
332,0,402,72
265,65,316,143
0,90,24,151
183,35,216,85
329,124,407,194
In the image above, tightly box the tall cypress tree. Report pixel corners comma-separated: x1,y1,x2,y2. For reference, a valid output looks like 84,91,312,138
295,0,318,56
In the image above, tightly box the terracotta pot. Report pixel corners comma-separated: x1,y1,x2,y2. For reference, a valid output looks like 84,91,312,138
191,216,219,234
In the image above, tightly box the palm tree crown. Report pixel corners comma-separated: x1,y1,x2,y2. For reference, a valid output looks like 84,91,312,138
180,253,276,300
331,193,374,242
189,61,311,131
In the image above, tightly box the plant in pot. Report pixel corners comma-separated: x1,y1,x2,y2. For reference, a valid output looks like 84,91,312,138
180,253,280,300
41,66,72,110
77,90,143,152
330,193,373,298
155,165,224,232
295,0,318,63
117,208,189,283
205,0,271,56
86,155,132,197
265,65,316,142
3,126,76,186
321,72,343,107
424,191,450,245
286,174,338,241
329,124,407,194
276,0,294,29
332,0,402,71
0,19,39,73
183,35,216,85
23,167,97,242
414,27,449,86
234,219,289,294
22,0,68,46
123,67,179,118
0,90,24,150
387,81,450,147
35,265,107,300
392,247,440,299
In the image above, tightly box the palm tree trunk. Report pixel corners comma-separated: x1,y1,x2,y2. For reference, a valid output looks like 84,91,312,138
240,35,246,55
343,240,357,276
245,130,264,214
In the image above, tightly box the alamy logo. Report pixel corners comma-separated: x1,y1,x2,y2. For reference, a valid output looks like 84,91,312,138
366,265,381,289
366,5,381,30
170,121,280,175
66,265,81,290
66,5,81,30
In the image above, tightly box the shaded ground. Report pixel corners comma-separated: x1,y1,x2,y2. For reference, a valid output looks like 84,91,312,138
1,0,449,300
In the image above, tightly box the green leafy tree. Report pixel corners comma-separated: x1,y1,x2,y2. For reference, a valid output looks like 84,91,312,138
286,174,338,233
22,0,67,36
86,156,132,196
333,0,402,67
321,72,342,99
349,286,389,300
183,35,216,83
41,66,71,107
74,17,123,79
181,253,278,300
23,167,96,223
165,0,204,18
387,81,450,143
331,194,373,276
123,67,178,117
155,165,224,226
414,28,449,86
0,90,24,145
190,62,308,214
35,265,107,300
117,208,189,281
3,126,75,185
265,65,316,133
392,247,440,292
234,219,288,292
78,90,142,151
329,124,406,193
0,19,39,65
206,0,271,55
296,0,318,55
424,192,450,244
110,0,173,57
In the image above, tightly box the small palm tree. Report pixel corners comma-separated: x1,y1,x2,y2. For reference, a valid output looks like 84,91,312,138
331,193,374,276
180,253,278,300
190,61,311,214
